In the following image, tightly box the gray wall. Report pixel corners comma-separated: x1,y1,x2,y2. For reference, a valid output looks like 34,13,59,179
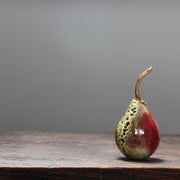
0,0,179,134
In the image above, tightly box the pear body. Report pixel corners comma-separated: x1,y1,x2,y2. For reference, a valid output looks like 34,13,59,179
115,99,160,160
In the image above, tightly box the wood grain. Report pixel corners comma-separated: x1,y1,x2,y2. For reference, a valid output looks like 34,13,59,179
0,131,179,179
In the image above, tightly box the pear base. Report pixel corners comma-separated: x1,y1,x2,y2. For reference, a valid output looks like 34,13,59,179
121,147,151,160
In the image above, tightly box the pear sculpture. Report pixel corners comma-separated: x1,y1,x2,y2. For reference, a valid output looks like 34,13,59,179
115,66,160,160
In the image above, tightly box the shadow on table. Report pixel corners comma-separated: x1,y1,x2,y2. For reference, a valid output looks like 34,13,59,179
118,157,165,163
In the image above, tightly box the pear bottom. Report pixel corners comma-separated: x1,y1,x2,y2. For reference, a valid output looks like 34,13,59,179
122,146,150,160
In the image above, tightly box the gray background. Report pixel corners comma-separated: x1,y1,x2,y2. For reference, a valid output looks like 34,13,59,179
0,0,179,134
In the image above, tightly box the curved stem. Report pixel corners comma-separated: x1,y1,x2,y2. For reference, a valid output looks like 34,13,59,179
135,66,153,100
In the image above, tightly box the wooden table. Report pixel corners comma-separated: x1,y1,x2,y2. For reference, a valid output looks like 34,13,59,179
0,131,179,179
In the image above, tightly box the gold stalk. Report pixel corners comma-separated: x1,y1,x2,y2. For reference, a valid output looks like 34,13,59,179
135,66,153,100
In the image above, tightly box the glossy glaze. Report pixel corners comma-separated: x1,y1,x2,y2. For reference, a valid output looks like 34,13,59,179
115,99,160,160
